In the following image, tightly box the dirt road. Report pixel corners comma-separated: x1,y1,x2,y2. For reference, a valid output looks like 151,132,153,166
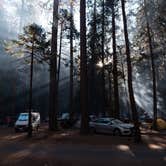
0,127,165,166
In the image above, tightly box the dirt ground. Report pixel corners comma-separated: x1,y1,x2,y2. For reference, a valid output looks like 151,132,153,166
0,125,165,166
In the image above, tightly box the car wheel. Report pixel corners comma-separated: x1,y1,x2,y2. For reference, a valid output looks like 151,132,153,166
113,129,121,136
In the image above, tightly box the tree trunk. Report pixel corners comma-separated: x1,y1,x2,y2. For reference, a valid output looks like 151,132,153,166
28,33,35,137
69,1,74,120
12,77,16,118
56,22,63,122
49,0,59,131
112,0,120,118
108,70,113,116
90,0,97,115
101,0,106,116
121,0,141,143
80,0,89,134
144,0,157,130
57,23,63,87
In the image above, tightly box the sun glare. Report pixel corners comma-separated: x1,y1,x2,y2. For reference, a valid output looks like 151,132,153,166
97,61,103,68
116,145,135,157
148,144,164,150
97,57,113,68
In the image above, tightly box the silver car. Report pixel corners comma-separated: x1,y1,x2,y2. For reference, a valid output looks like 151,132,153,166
90,118,134,136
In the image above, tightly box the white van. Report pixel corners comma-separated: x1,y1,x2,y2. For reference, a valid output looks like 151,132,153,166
15,112,40,132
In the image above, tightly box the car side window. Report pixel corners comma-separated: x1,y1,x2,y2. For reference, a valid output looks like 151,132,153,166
95,119,110,124
94,119,102,123
94,120,101,123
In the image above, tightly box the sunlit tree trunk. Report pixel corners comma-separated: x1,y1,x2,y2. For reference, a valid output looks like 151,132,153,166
121,0,141,143
80,0,89,134
56,22,63,119
49,0,59,131
112,0,119,118
144,0,157,129
57,23,63,88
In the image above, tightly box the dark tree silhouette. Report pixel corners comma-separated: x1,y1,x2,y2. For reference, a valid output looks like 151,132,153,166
111,0,119,118
101,0,106,115
49,0,59,131
80,0,89,134
69,1,74,120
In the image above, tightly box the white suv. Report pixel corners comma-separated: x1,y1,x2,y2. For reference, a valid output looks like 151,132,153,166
15,112,40,132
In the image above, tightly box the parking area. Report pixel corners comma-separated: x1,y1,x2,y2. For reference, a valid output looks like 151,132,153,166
0,126,165,166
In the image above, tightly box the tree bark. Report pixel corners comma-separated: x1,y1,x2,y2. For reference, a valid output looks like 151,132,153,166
108,70,113,116
49,0,59,131
89,0,97,115
57,23,63,88
80,0,89,134
112,0,120,118
101,0,106,116
69,1,74,120
121,0,141,143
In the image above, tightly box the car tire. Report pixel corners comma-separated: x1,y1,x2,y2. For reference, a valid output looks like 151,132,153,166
113,129,121,136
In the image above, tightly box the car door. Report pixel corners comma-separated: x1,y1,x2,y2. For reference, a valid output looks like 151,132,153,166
91,119,104,133
96,119,111,133
94,120,103,133
102,121,114,134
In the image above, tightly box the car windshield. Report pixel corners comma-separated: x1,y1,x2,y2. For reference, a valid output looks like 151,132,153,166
112,119,123,124
18,114,28,121
95,119,110,124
